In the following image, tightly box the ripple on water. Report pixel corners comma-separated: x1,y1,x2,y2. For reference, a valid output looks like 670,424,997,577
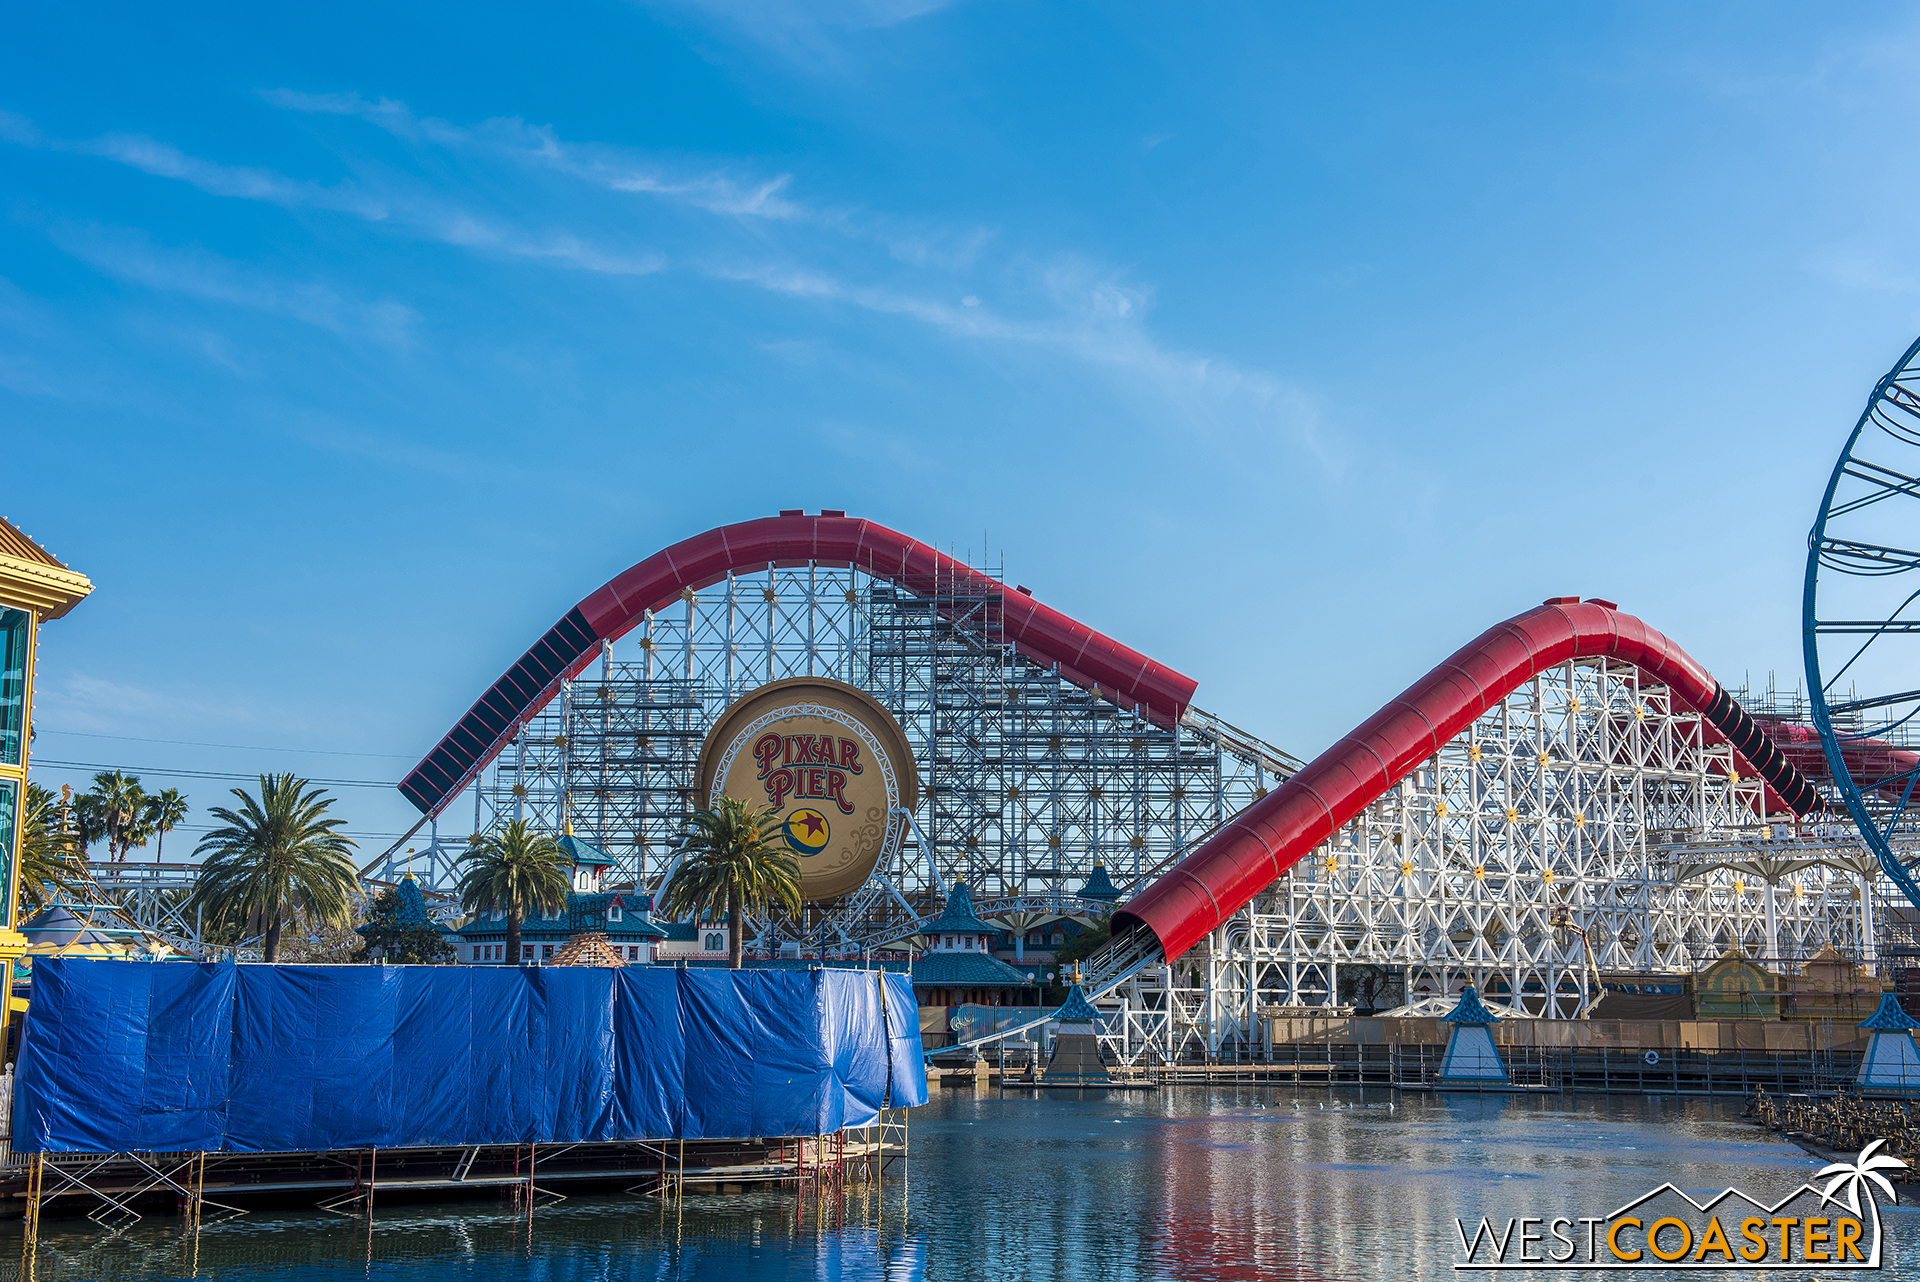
2,1088,1909,1282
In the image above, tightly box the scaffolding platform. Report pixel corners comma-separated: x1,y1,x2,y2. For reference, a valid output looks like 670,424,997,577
3,1119,909,1222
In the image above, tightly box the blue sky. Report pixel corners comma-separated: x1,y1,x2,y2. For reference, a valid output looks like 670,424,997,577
7,2,1920,854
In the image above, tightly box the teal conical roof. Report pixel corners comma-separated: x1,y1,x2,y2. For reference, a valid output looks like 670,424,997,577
358,874,454,937
1052,983,1101,1022
1859,992,1920,1031
1076,858,1120,901
558,833,616,867
925,881,996,935
1442,986,1501,1025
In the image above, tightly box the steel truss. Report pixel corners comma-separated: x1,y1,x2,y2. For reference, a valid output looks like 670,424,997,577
386,560,1300,951
1081,659,1904,1065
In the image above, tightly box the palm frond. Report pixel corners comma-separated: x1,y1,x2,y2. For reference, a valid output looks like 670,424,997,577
658,797,804,964
455,820,571,919
185,774,359,959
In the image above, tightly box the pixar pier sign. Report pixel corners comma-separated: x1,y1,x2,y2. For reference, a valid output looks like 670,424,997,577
751,731,867,815
698,677,920,902
1455,1142,1904,1270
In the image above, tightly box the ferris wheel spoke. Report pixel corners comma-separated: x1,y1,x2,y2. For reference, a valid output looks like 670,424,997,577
1881,775,1920,845
1828,459,1920,518
1859,763,1920,796
1811,618,1920,632
1817,587,1920,693
1816,537,1920,574
1826,687,1920,715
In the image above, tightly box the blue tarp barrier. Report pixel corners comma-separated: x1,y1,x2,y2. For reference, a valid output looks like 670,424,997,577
14,960,927,1154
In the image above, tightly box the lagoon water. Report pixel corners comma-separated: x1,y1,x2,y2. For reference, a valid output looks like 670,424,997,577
13,1086,1914,1281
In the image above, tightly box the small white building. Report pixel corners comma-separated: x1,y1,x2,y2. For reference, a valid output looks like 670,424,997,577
654,921,730,961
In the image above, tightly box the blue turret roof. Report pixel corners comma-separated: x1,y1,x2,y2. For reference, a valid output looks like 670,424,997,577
558,833,617,868
1076,859,1120,902
1859,992,1920,1031
911,950,1038,988
458,890,664,940
359,875,453,937
1052,983,1101,1022
924,881,996,936
1442,985,1501,1025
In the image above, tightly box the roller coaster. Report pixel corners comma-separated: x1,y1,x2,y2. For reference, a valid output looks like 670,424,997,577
360,507,1900,1064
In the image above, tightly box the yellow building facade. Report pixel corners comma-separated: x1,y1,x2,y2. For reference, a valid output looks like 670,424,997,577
0,518,92,1032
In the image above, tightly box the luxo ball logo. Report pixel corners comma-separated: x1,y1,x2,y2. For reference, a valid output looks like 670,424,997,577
1455,1140,1906,1271
698,677,919,901
783,808,831,855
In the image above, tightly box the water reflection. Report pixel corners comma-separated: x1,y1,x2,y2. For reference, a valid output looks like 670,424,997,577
4,1087,1912,1282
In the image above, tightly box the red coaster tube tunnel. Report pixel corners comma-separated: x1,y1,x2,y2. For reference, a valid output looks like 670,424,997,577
1113,598,1823,964
401,512,1198,817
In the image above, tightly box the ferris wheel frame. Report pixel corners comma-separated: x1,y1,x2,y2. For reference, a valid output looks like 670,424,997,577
1803,332,1920,913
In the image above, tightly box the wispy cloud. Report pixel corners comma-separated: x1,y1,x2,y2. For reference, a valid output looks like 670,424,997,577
642,0,964,68
262,92,1008,270
49,224,416,345
708,256,1336,467
35,671,281,737
670,0,957,31
3,109,666,279
86,134,391,219
12,93,1333,469
266,88,808,220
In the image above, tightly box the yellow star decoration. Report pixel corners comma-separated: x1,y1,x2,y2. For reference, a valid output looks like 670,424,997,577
1473,866,1487,880
1435,801,1448,818
1468,744,1482,762
1400,861,1413,876
1542,870,1555,884
1505,807,1519,823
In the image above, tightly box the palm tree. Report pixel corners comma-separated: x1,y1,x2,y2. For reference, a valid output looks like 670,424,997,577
145,787,189,863
17,783,84,913
658,796,802,969
76,770,153,861
455,820,570,966
187,774,359,962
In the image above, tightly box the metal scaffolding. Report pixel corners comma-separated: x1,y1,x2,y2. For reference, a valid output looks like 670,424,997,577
1083,658,1908,1065
385,560,1300,953
363,564,1908,1064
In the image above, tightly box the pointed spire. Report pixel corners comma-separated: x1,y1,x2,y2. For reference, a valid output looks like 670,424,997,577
1859,992,1920,1031
926,880,995,934
1442,985,1501,1025
1076,855,1120,902
1052,983,1101,1023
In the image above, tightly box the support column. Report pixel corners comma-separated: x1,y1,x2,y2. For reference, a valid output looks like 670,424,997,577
1861,873,1878,965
